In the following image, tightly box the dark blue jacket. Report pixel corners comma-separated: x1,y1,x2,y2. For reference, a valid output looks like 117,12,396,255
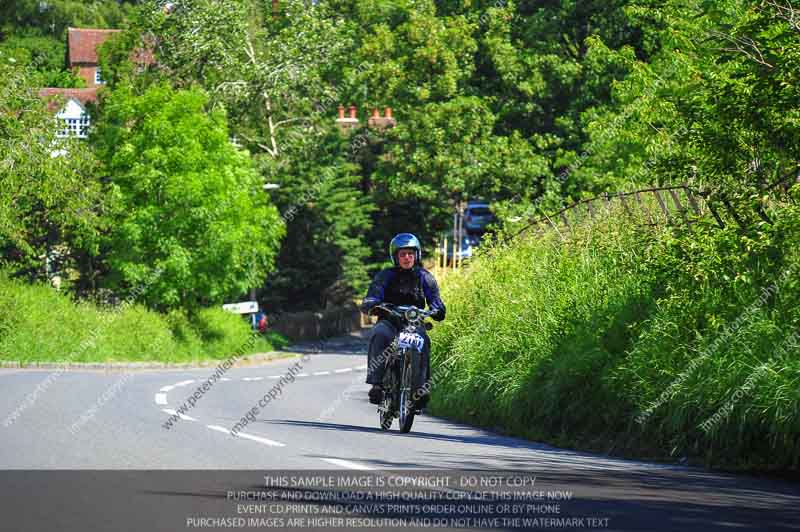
360,266,446,321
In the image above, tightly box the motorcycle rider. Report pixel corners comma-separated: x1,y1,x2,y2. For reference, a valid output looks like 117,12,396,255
360,233,446,406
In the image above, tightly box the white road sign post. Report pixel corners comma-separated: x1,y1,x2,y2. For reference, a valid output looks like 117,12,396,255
223,301,259,329
222,301,259,315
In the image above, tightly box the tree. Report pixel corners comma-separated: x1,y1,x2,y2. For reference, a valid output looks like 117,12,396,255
118,0,374,309
572,0,800,198
1,0,137,39
349,0,478,106
259,128,375,310
93,83,284,311
133,0,357,161
0,29,85,87
0,59,107,281
369,96,549,241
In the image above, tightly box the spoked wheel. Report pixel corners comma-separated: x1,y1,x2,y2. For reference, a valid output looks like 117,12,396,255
398,388,414,433
378,367,395,431
399,349,423,433
379,395,393,430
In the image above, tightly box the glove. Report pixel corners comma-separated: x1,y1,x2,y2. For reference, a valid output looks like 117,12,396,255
366,304,388,320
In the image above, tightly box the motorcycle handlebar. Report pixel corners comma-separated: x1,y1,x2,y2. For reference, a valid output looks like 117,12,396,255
371,304,435,321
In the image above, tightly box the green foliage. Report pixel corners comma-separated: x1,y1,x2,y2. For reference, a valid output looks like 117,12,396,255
0,271,283,362
6,0,800,318
134,0,253,89
476,0,644,186
134,0,355,142
259,127,375,310
574,0,800,193
374,96,549,230
1,0,137,38
92,83,284,311
352,2,477,104
0,29,85,87
0,60,107,280
123,0,371,309
111,0,671,307
430,198,800,470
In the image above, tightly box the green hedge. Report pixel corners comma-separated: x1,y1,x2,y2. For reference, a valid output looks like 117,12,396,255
429,194,800,471
0,274,286,363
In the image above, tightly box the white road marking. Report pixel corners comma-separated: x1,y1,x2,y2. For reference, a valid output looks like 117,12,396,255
235,431,286,447
155,362,365,430
207,425,285,447
321,458,375,470
162,408,196,422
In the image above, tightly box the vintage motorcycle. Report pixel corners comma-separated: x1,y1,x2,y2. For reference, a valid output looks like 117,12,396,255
371,303,435,433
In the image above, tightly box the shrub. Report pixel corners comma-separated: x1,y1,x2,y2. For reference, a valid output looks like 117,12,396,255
430,197,800,470
0,273,283,363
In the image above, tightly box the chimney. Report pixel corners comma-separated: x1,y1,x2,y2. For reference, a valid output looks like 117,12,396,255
368,104,397,130
335,103,359,134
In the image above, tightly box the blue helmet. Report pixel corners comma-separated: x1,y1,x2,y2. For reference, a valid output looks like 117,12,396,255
389,233,421,266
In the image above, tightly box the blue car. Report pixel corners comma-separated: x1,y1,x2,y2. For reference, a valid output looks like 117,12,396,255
463,202,494,234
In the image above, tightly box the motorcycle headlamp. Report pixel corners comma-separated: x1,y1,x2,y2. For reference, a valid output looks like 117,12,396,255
404,307,420,322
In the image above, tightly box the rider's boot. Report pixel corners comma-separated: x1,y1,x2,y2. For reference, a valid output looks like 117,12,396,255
368,384,383,405
414,390,429,413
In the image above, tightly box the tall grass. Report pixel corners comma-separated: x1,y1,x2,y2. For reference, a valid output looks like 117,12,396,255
0,273,286,363
429,195,800,471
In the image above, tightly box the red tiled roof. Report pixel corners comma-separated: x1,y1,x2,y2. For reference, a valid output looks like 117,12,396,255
38,88,99,112
67,28,121,65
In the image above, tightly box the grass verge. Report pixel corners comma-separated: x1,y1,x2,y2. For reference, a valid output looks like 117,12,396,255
0,273,289,364
429,193,800,472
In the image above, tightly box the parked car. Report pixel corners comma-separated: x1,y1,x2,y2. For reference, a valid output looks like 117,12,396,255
463,202,494,234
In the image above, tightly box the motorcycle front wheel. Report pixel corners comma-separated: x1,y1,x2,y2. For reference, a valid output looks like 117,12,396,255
398,348,423,433
379,363,396,431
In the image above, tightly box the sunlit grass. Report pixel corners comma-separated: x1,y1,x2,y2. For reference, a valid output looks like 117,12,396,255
0,274,286,363
429,201,800,471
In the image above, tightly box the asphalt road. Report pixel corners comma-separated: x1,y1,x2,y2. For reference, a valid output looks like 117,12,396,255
1,331,798,532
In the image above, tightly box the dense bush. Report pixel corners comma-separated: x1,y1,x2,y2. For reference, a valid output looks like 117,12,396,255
0,272,284,363
430,194,800,471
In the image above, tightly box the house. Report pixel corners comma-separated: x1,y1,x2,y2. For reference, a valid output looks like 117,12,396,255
38,28,153,139
66,27,121,87
38,87,98,139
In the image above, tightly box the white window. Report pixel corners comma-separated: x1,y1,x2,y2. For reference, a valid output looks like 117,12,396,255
95,67,104,85
56,115,90,139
